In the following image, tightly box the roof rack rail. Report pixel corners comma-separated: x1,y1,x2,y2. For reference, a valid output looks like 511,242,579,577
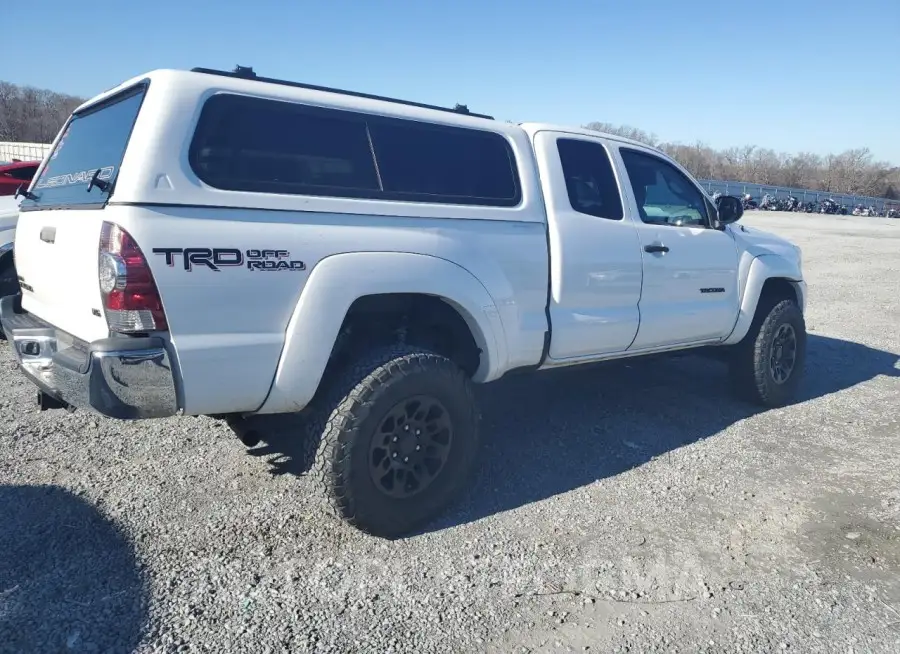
189,66,494,120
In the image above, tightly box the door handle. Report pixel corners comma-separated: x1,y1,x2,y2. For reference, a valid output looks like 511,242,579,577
644,244,669,254
40,227,56,244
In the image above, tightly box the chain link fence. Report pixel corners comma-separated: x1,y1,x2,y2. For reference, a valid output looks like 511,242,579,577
699,179,899,212
0,142,52,164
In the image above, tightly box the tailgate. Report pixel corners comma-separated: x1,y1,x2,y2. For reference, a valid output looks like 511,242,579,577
15,84,147,343
15,211,109,342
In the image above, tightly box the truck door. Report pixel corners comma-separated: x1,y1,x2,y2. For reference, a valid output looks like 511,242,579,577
532,131,643,360
615,146,740,350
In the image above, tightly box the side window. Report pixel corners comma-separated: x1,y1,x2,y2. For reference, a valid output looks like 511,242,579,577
190,95,381,198
367,120,519,205
620,148,709,227
556,138,624,220
189,93,521,206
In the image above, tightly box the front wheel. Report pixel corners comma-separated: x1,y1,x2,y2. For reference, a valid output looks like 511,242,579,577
310,344,480,538
729,298,806,407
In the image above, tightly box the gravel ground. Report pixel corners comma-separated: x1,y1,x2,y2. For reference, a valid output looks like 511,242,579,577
1,211,898,653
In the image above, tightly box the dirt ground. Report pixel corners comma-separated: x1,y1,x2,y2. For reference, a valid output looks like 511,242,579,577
1,211,898,653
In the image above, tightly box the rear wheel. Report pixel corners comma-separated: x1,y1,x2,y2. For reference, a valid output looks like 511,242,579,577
0,259,19,341
310,344,480,538
729,298,806,407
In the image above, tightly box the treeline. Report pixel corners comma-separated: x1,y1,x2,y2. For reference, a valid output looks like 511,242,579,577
585,122,900,200
0,81,84,144
2,79,897,199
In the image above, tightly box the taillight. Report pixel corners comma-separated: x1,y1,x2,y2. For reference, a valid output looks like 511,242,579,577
98,221,168,333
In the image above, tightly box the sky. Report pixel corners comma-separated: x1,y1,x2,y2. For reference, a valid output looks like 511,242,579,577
6,0,900,164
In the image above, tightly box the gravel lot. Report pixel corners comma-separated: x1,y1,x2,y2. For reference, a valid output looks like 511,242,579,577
1,212,898,653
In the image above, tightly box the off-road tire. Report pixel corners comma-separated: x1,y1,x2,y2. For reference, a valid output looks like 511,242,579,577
309,344,480,538
0,260,19,341
729,298,806,407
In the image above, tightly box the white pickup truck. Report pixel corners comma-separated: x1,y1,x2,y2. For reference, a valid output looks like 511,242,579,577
1,67,806,537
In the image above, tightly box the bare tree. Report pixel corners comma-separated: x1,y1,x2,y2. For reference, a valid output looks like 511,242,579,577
2,81,899,200
0,80,83,147
584,122,660,148
585,122,900,199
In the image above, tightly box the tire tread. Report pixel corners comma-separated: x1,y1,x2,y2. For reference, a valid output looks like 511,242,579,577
730,298,806,407
308,344,478,537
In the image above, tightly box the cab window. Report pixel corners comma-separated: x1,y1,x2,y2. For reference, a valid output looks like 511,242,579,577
620,148,709,227
556,138,624,221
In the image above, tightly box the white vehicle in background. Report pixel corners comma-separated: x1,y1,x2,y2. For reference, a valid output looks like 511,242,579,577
2,66,807,537
0,196,20,336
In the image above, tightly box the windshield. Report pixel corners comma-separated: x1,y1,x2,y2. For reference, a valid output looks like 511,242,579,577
20,84,146,210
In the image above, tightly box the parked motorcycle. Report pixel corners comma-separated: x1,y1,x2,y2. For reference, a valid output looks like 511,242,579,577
760,194,780,210
819,198,844,214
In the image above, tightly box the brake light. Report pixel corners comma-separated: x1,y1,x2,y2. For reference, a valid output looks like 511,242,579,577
98,221,168,332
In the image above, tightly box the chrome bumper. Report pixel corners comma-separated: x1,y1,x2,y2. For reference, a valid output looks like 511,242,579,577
0,295,179,419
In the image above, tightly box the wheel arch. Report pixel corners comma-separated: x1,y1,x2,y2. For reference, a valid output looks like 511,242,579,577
256,251,508,415
723,255,805,346
330,292,488,379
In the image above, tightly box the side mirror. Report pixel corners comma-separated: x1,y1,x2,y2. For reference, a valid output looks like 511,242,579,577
715,194,743,226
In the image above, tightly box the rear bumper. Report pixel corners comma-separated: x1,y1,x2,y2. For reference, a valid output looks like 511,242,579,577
0,294,179,419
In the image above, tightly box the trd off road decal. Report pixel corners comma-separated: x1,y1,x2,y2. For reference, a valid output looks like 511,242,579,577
151,248,306,272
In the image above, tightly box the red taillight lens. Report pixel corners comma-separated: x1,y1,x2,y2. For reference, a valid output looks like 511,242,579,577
99,221,168,332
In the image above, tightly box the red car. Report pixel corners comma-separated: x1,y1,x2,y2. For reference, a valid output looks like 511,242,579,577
0,160,41,196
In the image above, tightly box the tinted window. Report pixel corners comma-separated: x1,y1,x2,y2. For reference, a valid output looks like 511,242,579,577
620,148,709,227
189,94,520,207
368,121,518,205
7,165,38,181
22,86,146,210
190,95,380,197
556,138,623,220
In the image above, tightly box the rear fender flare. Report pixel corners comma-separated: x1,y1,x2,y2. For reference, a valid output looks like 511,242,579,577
256,251,507,415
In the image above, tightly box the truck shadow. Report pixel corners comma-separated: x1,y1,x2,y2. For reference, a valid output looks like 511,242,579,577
0,485,149,653
251,334,898,534
435,333,899,532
